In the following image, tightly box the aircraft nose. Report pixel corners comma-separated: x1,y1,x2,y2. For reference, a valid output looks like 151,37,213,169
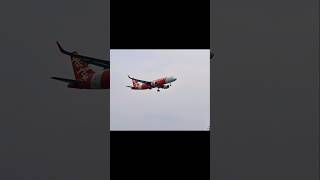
168,76,176,82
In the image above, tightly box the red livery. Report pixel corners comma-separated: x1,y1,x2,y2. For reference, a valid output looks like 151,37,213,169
52,42,110,89
127,75,177,92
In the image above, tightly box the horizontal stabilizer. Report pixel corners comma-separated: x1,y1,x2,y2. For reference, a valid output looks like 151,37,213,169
51,77,82,84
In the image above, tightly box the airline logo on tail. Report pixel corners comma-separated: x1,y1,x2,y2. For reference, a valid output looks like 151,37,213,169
70,52,95,81
132,80,139,88
52,42,110,89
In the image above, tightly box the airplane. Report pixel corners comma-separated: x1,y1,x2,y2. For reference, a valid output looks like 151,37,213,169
127,75,177,92
52,45,212,90
52,42,110,89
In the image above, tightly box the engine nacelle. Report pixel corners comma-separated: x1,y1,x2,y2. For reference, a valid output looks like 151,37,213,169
163,85,170,89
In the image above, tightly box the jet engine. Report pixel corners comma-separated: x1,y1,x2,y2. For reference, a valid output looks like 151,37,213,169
163,85,170,89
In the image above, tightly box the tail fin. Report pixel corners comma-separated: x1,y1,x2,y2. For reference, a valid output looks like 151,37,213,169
56,42,95,81
132,79,139,88
70,52,95,81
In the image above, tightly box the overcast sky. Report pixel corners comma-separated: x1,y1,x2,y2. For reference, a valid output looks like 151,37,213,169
110,50,210,131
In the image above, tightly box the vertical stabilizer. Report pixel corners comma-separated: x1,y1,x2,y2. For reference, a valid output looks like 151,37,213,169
132,79,139,88
70,52,95,81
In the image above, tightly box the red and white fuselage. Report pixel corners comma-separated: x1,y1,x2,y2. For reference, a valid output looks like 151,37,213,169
128,76,177,91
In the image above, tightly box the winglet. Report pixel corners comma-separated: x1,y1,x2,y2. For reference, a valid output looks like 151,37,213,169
56,41,65,52
56,41,72,55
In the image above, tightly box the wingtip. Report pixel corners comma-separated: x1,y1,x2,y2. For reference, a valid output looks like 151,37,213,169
56,41,63,51
51,77,59,81
56,41,73,56
128,75,134,80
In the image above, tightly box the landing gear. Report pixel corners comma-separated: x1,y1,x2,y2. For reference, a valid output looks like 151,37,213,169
157,89,160,92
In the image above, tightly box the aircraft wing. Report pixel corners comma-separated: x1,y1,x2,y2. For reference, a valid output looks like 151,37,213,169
51,77,83,84
128,75,151,84
56,41,110,69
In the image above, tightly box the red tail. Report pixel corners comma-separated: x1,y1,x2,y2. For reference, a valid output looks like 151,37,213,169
70,51,95,81
132,79,139,88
